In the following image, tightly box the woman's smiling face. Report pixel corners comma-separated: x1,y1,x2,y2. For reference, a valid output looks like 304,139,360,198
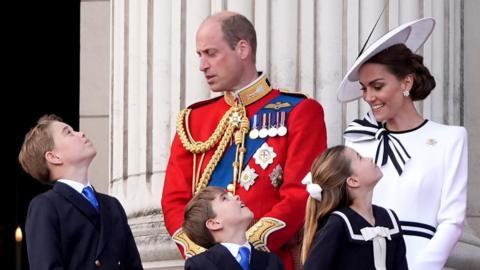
359,62,412,122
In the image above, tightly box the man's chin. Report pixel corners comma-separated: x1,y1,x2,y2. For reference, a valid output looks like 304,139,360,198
209,86,226,93
206,82,228,92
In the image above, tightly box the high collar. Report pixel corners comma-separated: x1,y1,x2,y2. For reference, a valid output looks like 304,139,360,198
224,73,272,107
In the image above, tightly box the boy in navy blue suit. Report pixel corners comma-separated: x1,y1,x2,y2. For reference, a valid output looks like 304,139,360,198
18,114,143,270
182,186,284,270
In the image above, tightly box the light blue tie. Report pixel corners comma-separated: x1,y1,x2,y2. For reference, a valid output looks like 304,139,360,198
238,247,250,270
82,186,99,212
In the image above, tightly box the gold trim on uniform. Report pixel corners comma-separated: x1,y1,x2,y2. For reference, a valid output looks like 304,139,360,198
279,88,310,98
172,228,207,257
246,217,286,252
176,102,249,195
224,73,272,107
177,74,274,195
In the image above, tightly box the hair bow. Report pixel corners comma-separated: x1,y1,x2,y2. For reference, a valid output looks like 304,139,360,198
301,173,323,201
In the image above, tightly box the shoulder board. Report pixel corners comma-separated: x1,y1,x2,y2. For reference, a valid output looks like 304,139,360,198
279,88,309,99
187,95,223,109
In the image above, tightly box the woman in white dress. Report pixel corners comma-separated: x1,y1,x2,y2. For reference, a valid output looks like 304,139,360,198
337,18,468,270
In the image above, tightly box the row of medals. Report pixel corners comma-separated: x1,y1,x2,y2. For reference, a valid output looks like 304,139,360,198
249,111,287,139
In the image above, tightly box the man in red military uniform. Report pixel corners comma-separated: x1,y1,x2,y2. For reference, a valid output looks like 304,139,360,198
161,11,327,270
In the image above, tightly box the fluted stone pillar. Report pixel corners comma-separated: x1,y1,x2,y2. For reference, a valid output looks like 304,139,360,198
317,0,344,145
110,0,184,269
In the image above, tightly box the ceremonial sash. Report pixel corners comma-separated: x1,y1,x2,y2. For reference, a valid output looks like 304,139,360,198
209,94,304,188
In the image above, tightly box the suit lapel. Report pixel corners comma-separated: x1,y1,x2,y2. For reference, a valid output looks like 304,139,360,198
207,244,243,270
53,182,99,227
95,193,112,257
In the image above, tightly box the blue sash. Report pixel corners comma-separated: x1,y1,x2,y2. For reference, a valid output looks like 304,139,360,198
209,94,304,188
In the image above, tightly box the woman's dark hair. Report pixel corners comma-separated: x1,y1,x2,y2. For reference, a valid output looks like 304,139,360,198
366,43,436,101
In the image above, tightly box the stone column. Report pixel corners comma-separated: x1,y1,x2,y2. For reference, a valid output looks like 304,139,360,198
317,0,344,145
110,0,184,269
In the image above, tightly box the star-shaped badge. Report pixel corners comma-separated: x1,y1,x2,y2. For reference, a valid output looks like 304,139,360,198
229,112,242,127
269,165,283,189
253,142,277,170
240,165,258,191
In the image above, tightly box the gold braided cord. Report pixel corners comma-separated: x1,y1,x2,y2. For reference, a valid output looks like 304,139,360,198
183,111,206,195
231,106,249,194
176,108,234,154
176,104,249,195
235,118,249,185
194,153,206,194
186,109,199,195
192,153,196,195
194,124,235,193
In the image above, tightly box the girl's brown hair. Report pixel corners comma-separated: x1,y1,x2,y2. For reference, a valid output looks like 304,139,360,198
300,145,353,264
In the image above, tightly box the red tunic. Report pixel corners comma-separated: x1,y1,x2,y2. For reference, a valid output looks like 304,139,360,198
162,89,327,270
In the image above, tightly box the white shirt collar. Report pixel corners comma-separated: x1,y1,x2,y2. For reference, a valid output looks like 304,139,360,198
220,242,251,263
57,179,92,194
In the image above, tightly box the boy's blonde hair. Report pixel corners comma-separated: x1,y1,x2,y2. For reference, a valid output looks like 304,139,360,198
183,186,225,248
301,145,353,264
18,114,62,184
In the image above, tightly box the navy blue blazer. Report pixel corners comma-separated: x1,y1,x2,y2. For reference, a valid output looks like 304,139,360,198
185,244,284,270
303,205,407,270
25,182,143,270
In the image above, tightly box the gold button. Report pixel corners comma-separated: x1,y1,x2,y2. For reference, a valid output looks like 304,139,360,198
95,259,101,267
227,184,234,192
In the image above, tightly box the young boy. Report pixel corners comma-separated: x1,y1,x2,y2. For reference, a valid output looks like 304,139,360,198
182,186,284,270
18,114,143,270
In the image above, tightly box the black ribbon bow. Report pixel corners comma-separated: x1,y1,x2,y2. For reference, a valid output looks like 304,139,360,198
344,111,411,175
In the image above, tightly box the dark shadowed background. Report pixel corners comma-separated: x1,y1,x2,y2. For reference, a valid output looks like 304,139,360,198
2,1,80,269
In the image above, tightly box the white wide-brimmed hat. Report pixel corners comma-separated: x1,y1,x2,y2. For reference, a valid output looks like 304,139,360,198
337,17,435,103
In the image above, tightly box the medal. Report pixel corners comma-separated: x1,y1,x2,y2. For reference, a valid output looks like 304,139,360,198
277,111,287,136
249,114,259,139
268,113,278,137
259,113,269,138
253,142,277,169
269,165,284,188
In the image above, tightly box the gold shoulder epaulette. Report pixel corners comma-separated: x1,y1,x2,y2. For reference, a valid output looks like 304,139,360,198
279,88,309,99
246,217,286,252
172,228,207,257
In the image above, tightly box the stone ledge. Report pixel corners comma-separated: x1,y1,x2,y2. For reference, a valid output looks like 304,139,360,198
129,211,182,262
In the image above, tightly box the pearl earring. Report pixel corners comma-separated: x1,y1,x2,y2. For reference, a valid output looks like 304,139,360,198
403,90,410,97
